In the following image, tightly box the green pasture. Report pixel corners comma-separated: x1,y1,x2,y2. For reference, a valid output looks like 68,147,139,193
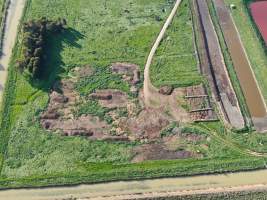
0,0,266,188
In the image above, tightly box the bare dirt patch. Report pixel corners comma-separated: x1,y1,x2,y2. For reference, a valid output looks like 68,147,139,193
185,85,217,122
72,65,94,78
111,62,141,94
90,89,128,109
132,143,196,162
111,62,140,85
40,64,208,162
41,80,111,138
40,65,175,143
125,108,172,141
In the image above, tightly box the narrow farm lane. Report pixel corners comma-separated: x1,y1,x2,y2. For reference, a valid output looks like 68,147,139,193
0,0,26,104
143,0,181,106
3,169,267,200
142,0,190,123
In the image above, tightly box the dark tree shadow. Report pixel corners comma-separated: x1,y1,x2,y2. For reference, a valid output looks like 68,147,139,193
27,27,85,91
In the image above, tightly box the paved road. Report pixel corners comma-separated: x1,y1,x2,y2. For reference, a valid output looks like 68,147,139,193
0,0,26,104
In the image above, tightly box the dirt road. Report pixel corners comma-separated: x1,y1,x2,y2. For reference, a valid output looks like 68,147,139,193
0,0,26,104
142,0,190,123
2,169,267,199
143,0,181,106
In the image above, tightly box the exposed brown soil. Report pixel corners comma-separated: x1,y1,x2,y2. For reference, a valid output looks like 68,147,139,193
159,85,174,95
132,131,204,162
40,66,175,142
40,62,207,162
90,89,129,109
111,62,140,94
41,79,111,138
72,65,94,78
125,108,172,141
185,85,217,122
132,143,196,162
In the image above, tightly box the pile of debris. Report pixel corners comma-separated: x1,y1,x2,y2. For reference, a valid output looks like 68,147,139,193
159,85,174,95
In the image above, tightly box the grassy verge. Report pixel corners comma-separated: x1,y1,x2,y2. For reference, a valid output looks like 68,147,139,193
0,157,265,188
0,0,7,29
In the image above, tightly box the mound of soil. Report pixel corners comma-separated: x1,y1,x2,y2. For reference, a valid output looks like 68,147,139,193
159,85,174,95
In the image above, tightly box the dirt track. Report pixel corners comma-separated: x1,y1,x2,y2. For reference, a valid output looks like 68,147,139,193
0,0,26,104
3,169,267,200
142,0,190,123
143,0,181,106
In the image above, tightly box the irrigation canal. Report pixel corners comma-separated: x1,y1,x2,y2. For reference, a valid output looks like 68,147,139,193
214,0,267,132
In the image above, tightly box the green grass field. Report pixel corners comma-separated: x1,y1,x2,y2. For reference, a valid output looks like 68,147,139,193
0,0,267,188
150,0,202,88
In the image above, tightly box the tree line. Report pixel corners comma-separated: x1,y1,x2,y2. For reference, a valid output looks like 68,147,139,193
17,17,67,79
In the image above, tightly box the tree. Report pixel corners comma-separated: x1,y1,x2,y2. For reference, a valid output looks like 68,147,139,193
18,17,67,79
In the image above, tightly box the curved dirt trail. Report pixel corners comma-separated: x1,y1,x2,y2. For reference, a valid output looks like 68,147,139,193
143,0,181,106
0,0,26,104
143,0,189,122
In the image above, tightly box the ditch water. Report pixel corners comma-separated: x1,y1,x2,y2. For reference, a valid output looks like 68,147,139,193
214,0,267,123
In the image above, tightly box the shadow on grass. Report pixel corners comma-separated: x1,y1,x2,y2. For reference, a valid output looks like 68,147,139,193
27,27,85,91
